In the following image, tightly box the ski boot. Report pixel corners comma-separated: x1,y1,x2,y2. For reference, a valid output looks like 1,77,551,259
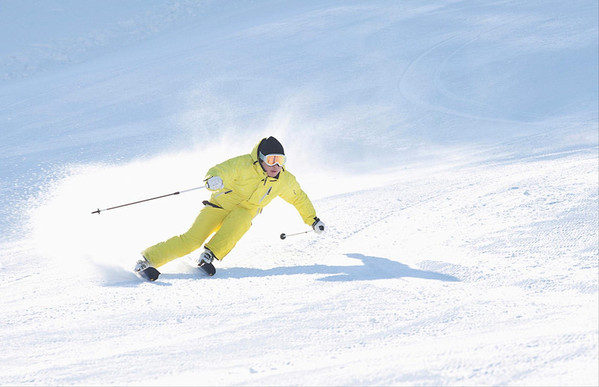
134,256,160,281
193,248,216,276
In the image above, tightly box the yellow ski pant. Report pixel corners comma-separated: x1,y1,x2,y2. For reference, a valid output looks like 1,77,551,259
142,205,253,267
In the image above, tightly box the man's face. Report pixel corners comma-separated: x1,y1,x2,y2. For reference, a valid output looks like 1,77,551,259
261,161,282,177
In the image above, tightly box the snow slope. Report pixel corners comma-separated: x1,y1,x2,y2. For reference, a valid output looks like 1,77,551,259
1,0,597,385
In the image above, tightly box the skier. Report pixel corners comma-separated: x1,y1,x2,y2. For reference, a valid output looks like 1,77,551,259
134,136,325,280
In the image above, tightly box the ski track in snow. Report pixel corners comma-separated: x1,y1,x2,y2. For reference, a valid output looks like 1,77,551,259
0,0,597,385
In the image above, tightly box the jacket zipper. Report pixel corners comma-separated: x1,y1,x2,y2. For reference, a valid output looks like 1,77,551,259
259,186,272,203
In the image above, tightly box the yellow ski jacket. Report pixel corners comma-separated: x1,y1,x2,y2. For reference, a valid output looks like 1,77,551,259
204,141,317,225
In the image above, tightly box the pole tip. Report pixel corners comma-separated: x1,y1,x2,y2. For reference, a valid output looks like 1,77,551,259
280,233,286,240
91,208,100,215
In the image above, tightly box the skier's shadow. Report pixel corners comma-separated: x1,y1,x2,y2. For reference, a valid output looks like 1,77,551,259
217,253,460,282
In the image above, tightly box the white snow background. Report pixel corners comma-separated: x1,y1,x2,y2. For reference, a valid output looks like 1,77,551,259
1,0,597,385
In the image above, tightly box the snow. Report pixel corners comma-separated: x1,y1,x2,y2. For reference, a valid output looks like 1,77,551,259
1,0,597,385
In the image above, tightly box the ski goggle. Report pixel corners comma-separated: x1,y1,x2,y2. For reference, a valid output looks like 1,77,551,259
259,152,286,167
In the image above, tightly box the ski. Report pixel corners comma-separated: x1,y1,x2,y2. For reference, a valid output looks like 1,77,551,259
199,261,216,276
137,266,161,281
134,260,213,280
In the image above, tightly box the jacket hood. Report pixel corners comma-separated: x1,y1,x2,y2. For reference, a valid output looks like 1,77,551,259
251,140,261,162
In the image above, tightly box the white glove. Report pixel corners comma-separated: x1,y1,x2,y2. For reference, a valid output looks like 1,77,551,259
312,217,325,234
205,176,224,191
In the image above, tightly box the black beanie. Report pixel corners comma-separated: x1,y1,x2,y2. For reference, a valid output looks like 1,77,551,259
258,136,285,156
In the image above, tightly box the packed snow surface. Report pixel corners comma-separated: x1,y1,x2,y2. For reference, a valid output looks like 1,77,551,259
1,0,597,385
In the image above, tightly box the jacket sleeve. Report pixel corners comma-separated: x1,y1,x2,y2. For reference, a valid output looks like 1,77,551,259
205,155,247,188
279,173,317,225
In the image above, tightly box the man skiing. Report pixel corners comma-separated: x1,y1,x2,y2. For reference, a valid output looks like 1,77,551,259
134,136,325,280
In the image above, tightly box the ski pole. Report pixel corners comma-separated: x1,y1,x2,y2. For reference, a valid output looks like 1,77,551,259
91,185,206,215
280,230,313,240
